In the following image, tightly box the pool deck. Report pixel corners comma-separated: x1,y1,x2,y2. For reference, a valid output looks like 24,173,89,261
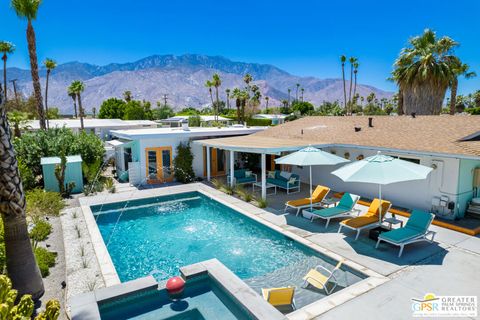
78,183,480,320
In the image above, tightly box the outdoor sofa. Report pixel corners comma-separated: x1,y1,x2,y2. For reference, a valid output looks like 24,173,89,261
266,170,301,194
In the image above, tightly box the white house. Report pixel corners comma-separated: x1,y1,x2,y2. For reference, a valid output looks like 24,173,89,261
252,114,288,125
158,115,232,127
109,124,266,185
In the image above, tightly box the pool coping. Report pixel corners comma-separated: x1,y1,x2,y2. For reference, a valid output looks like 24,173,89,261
79,183,390,319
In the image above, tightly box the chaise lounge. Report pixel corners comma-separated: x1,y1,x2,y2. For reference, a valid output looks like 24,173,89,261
284,185,331,215
375,210,436,257
266,170,301,194
307,193,360,227
338,198,392,240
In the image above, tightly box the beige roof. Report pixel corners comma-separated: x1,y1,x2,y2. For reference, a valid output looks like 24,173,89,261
198,115,480,158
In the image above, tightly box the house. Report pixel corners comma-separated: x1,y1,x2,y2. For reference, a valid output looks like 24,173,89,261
158,115,232,127
25,119,158,140
195,115,480,220
252,114,288,125
109,124,266,185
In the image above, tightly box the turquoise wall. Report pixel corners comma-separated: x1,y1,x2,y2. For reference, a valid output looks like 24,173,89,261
42,161,84,194
457,159,480,217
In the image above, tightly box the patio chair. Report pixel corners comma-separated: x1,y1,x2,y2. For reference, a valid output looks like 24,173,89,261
261,286,296,310
338,198,392,240
308,193,360,227
375,210,436,257
302,259,345,294
284,185,331,216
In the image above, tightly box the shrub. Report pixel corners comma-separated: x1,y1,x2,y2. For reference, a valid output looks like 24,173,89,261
254,196,268,208
26,189,65,218
98,97,126,119
18,158,36,191
34,247,57,277
188,115,201,127
234,185,252,202
466,107,480,115
245,118,272,126
211,178,222,189
29,220,52,249
173,143,195,183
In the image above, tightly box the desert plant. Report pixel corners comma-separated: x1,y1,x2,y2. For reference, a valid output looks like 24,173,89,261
235,185,252,202
35,299,60,320
29,219,52,249
254,197,268,208
105,177,115,193
81,256,88,269
26,189,65,219
211,178,222,189
34,247,56,277
220,184,234,195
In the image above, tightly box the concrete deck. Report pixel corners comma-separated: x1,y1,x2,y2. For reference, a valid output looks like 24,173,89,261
78,182,480,319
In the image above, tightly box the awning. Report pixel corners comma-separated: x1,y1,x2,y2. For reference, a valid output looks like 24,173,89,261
106,139,131,147
194,135,309,154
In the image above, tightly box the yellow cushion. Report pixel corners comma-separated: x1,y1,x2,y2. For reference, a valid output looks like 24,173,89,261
365,199,391,218
286,185,330,207
303,269,328,289
341,216,379,228
262,287,295,306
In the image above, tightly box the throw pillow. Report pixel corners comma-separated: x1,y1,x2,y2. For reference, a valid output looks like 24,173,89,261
280,171,292,180
245,170,252,178
268,171,276,178
288,177,297,185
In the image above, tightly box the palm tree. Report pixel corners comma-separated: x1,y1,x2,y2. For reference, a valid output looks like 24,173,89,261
295,83,300,101
243,74,253,87
0,41,15,102
43,58,56,129
225,88,230,110
265,96,269,109
0,86,44,299
348,57,357,114
392,29,460,115
11,0,46,130
340,55,347,111
67,87,78,118
123,90,132,102
211,73,221,121
231,88,248,124
300,88,304,102
353,61,359,100
204,80,214,114
287,88,291,106
69,80,85,130
448,60,475,115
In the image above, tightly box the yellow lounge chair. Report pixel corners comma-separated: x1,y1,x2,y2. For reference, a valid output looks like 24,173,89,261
338,198,392,240
284,185,331,215
261,287,296,310
302,259,345,294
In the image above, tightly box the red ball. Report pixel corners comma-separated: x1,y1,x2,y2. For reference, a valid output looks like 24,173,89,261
166,276,185,295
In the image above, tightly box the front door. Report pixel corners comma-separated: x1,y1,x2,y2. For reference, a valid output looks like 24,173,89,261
145,147,173,183
203,147,226,177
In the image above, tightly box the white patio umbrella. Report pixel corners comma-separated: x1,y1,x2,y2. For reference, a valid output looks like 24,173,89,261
275,146,350,211
331,151,433,223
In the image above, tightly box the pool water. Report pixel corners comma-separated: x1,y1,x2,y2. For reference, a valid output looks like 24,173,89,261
99,277,251,320
93,192,364,308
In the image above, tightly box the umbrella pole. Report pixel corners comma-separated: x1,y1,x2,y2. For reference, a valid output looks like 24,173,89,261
310,165,313,211
379,184,382,224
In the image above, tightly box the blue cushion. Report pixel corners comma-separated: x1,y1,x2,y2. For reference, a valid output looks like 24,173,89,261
405,210,433,234
337,193,358,211
379,228,423,244
234,169,246,178
237,177,255,184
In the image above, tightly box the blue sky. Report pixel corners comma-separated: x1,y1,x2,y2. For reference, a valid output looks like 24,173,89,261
2,0,480,93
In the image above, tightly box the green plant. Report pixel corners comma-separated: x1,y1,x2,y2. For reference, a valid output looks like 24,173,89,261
54,152,75,198
17,158,36,190
98,98,126,119
211,178,222,189
173,143,195,183
220,184,234,195
245,118,272,126
34,247,56,278
35,299,61,320
26,189,65,219
29,219,52,249
234,185,252,202
255,197,268,208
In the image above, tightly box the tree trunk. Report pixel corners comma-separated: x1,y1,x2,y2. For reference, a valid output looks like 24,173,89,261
215,87,219,122
341,64,347,112
403,82,448,115
45,70,50,129
348,65,353,114
449,78,458,115
26,21,46,130
0,93,44,300
397,88,404,115
353,71,358,101
72,97,78,118
2,54,7,102
77,94,84,130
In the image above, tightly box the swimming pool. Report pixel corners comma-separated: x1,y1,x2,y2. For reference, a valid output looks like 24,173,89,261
92,191,364,308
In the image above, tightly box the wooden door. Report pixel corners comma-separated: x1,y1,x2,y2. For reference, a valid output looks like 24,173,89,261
145,147,173,183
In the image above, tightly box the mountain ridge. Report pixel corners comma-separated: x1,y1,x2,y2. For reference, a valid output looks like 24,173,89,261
5,54,393,114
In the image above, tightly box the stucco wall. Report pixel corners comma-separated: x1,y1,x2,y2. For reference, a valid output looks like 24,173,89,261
290,147,463,218
457,159,480,217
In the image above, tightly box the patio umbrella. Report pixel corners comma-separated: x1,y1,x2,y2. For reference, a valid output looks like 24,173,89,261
331,151,433,223
275,146,350,211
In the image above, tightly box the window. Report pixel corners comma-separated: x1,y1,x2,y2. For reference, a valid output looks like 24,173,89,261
124,147,132,171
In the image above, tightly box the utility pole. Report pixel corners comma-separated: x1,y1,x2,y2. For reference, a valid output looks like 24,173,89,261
163,94,168,107
10,79,19,105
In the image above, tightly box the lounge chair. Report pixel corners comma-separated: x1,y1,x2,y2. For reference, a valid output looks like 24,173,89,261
308,193,360,227
266,170,301,194
302,259,345,294
375,210,436,257
284,185,331,215
261,287,296,310
338,198,392,240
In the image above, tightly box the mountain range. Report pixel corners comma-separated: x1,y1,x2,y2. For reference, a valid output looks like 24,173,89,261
5,54,393,114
